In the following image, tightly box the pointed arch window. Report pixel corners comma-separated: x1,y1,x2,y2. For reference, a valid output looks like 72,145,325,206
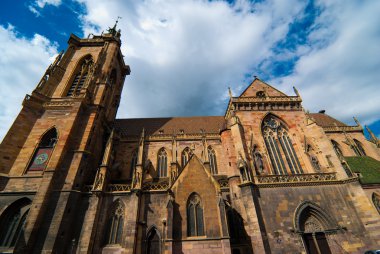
105,200,124,245
208,146,218,175
187,193,204,237
262,115,302,174
146,227,160,254
0,198,31,248
157,148,167,177
27,128,57,172
66,56,93,96
130,150,138,179
181,147,192,168
331,140,343,158
353,139,366,156
109,69,117,87
372,193,380,215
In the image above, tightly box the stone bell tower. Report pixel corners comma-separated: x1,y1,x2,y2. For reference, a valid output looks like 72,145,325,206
0,22,130,253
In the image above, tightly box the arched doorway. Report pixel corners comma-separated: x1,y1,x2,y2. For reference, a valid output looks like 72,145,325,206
146,227,160,254
294,202,336,254
301,215,331,254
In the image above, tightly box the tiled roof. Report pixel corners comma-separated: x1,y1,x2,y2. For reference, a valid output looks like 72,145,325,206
309,113,348,127
115,116,226,136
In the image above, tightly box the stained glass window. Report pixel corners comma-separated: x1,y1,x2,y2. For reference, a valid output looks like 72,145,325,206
262,115,303,174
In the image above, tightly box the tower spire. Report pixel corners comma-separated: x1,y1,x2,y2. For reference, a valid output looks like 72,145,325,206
365,125,380,147
107,16,122,37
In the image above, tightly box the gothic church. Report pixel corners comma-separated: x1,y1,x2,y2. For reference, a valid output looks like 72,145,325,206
0,27,380,254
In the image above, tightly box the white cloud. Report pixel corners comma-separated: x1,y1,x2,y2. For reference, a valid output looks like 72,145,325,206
29,0,62,16
2,0,379,141
78,0,307,118
271,0,380,126
36,0,62,8
0,25,58,141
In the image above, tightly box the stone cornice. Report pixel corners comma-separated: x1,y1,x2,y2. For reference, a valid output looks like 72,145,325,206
322,125,363,133
225,95,303,118
119,133,221,142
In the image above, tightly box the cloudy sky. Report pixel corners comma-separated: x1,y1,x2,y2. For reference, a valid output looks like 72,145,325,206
0,0,379,141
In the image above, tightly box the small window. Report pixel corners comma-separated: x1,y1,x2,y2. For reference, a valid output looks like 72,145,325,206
256,91,266,98
353,139,366,156
208,146,218,174
331,140,343,158
157,148,167,177
181,147,192,168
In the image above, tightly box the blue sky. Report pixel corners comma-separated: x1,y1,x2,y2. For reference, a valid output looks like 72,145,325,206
0,0,379,141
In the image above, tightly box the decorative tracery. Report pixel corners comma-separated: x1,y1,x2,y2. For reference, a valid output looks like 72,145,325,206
262,115,302,175
187,193,204,237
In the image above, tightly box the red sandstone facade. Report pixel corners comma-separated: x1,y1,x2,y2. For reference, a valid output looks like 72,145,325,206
0,30,379,254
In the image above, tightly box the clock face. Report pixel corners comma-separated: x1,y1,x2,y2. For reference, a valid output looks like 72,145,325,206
34,153,49,165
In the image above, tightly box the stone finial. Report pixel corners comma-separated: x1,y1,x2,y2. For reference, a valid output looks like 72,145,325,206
228,87,233,98
107,16,122,37
293,86,301,97
365,125,380,147
353,117,362,128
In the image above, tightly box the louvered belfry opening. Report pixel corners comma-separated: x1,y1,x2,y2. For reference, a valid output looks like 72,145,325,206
67,56,93,96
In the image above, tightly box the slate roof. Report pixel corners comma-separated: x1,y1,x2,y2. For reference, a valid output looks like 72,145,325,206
309,113,348,127
115,116,226,136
